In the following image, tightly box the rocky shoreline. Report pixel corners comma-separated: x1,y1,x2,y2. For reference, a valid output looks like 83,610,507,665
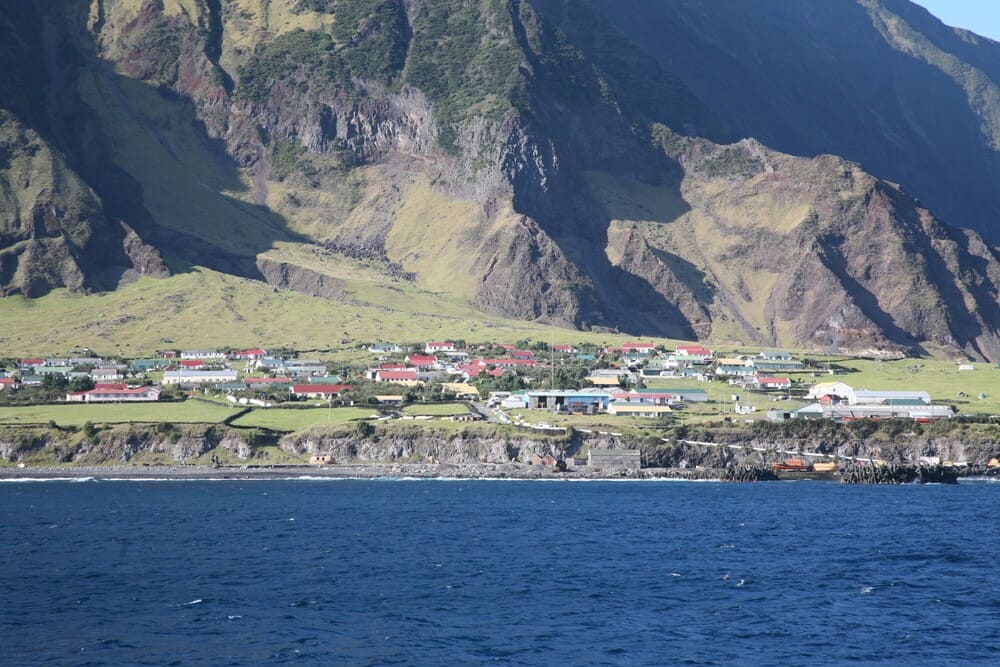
3,462,997,483
2,419,997,484
0,463,727,481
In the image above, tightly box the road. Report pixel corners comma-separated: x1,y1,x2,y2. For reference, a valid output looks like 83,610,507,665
470,402,501,423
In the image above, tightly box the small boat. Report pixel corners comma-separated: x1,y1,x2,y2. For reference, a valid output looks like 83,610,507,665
771,457,811,472
770,458,839,481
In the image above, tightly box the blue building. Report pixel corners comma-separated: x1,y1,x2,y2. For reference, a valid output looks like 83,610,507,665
526,389,611,413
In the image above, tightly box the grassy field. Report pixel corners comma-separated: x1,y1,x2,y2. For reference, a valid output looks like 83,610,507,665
229,407,378,431
506,408,666,437
829,358,1000,415
0,401,237,427
402,403,470,417
642,359,1000,421
0,265,693,358
641,377,802,423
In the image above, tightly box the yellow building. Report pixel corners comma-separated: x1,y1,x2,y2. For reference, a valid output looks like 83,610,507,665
443,382,480,399
607,403,673,417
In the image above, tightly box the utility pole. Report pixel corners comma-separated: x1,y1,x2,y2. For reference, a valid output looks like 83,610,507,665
550,329,555,390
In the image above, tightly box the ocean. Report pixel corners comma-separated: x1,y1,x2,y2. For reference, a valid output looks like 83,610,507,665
2,479,998,665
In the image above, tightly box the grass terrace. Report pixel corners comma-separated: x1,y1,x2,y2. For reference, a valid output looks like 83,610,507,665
828,358,1000,415
401,402,471,417
0,401,237,427
229,407,378,431
506,409,663,438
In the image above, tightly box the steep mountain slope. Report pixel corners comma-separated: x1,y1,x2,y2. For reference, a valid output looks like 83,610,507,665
0,4,168,296
567,0,1000,242
0,0,997,359
599,130,1000,359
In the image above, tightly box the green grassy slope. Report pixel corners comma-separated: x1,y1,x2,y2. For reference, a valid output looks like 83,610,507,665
832,357,1000,416
0,401,236,427
230,407,377,431
0,263,674,356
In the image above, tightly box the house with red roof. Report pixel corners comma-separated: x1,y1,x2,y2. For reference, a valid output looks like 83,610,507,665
66,385,161,403
621,342,655,354
0,377,20,390
178,359,208,370
375,369,422,385
404,354,438,370
231,348,269,360
460,363,504,379
675,344,713,359
608,389,675,406
93,383,128,390
752,376,792,391
19,359,44,369
626,389,676,405
553,344,579,354
291,384,353,399
511,350,534,360
366,363,407,380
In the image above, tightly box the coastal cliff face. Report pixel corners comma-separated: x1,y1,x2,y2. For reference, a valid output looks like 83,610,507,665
278,425,574,464
0,424,252,465
648,431,1000,470
1,0,999,357
0,422,590,466
1,421,996,470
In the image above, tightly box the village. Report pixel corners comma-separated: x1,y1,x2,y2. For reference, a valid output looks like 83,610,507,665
0,339,970,426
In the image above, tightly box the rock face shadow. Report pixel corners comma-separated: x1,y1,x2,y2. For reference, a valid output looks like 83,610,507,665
4,1,306,291
647,247,716,306
58,62,306,282
509,153,702,338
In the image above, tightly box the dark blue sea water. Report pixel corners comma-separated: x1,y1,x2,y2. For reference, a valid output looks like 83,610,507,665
2,479,998,666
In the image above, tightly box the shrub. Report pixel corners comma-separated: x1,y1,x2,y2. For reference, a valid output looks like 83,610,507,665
356,420,375,438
